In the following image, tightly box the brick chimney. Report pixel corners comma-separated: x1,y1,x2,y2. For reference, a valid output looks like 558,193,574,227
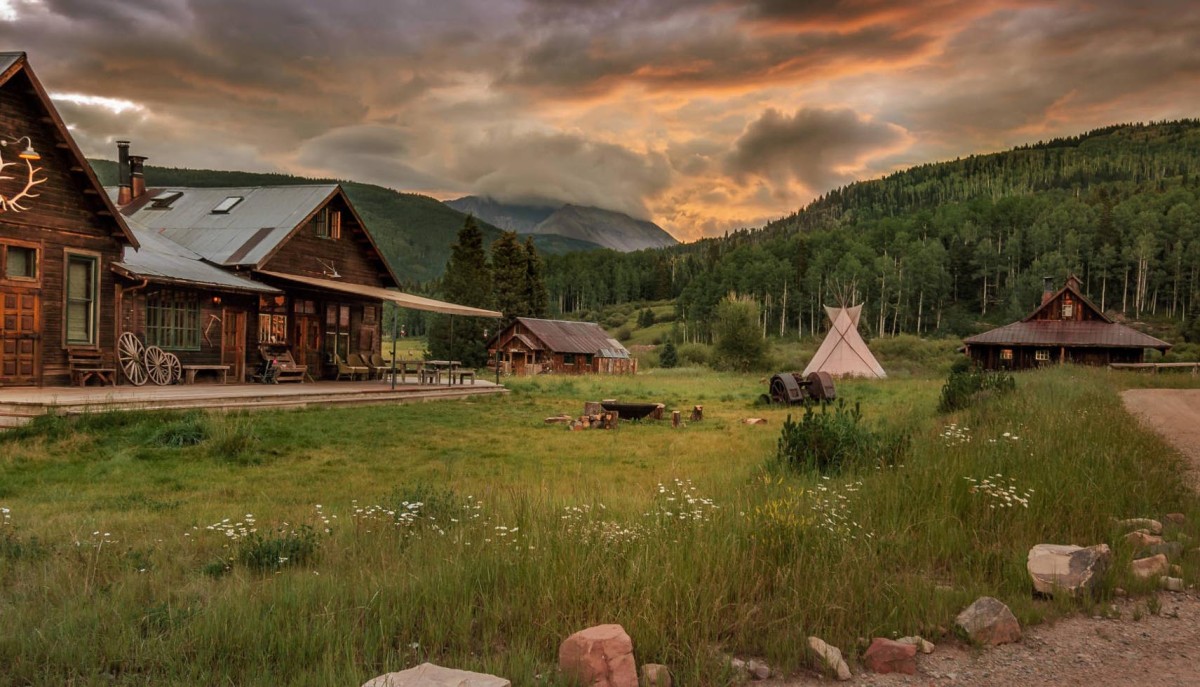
1041,276,1055,304
129,154,147,200
116,140,131,205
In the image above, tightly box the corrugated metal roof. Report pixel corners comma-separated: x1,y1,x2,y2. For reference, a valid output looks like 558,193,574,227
107,185,337,266
516,318,631,356
115,222,280,294
963,320,1171,349
0,53,23,75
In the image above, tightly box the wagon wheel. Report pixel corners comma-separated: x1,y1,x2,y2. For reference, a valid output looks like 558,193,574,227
162,352,182,385
145,346,176,386
118,332,148,386
768,375,789,404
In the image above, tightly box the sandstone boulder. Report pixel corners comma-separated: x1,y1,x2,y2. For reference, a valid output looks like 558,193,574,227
863,638,917,675
638,663,671,687
362,663,510,687
1131,554,1169,580
1125,530,1163,548
559,624,638,687
1116,518,1163,535
1026,543,1110,597
807,636,851,681
1165,513,1186,526
896,636,935,654
1161,576,1185,592
955,597,1021,646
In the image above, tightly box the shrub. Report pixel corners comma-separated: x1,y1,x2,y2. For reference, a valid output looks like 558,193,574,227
616,326,633,342
677,343,710,366
938,364,1017,413
712,294,770,371
774,400,909,473
659,340,679,368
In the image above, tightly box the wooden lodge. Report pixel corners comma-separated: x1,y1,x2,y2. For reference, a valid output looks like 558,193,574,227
0,52,498,389
488,317,636,375
963,276,1171,370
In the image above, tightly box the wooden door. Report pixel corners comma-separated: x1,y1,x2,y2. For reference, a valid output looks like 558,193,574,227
221,309,247,383
0,288,40,386
293,314,322,374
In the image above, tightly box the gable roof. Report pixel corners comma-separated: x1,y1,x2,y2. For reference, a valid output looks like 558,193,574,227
108,184,338,266
114,220,280,294
1023,276,1109,323
803,305,887,378
510,317,630,357
0,52,137,247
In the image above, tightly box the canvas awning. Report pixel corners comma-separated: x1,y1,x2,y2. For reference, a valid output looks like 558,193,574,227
257,270,502,318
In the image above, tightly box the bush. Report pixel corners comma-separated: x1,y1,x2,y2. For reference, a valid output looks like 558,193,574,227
712,295,770,371
616,326,633,342
774,400,909,473
677,343,711,366
938,364,1017,413
659,340,678,368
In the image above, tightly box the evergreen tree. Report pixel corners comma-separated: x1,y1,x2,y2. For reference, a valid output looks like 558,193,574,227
712,294,770,371
524,236,550,318
428,216,494,366
491,231,528,328
659,339,678,368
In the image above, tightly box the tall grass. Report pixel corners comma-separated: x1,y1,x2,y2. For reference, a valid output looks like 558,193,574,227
0,367,1196,685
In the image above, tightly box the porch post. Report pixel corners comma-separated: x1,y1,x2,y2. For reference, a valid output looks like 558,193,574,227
390,305,399,391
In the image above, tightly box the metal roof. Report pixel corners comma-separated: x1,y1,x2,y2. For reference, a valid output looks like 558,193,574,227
257,270,502,318
515,318,632,356
0,53,22,74
963,320,1171,350
107,185,338,266
115,221,280,294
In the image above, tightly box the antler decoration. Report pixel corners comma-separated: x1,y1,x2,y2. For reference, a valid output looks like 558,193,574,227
0,144,47,213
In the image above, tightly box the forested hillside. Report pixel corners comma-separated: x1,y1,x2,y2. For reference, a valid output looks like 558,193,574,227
89,160,588,283
544,120,1200,343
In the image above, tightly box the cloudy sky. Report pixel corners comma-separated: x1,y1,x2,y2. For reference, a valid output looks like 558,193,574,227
4,0,1199,241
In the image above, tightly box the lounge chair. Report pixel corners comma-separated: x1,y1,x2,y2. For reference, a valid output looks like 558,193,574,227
334,354,368,381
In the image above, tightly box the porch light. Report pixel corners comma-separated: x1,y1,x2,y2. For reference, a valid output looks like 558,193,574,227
212,295,222,306
1,135,40,161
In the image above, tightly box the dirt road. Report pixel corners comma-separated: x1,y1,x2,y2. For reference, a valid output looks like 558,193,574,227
771,388,1200,686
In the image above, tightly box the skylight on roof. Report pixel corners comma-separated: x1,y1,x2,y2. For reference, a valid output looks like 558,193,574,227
211,196,244,214
149,191,183,209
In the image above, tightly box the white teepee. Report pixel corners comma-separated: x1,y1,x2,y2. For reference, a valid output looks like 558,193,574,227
802,304,887,378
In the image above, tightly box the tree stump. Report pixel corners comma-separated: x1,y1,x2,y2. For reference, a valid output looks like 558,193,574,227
671,410,682,428
583,401,604,416
690,405,703,422
650,403,665,421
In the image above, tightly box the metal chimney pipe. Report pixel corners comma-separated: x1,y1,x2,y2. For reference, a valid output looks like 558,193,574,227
129,154,148,200
116,140,131,205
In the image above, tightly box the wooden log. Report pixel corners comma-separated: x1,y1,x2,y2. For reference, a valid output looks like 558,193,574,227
545,415,572,424
650,403,665,421
609,410,619,429
690,405,703,422
671,410,682,428
583,401,604,416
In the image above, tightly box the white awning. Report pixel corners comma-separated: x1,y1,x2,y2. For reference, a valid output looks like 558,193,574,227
257,270,502,318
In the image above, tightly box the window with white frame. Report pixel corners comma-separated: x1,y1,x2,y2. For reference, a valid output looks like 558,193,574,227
65,253,98,345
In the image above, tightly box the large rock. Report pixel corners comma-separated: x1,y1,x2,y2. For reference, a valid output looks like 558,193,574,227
1026,544,1111,597
896,636,935,654
806,636,851,681
1125,530,1163,548
1131,554,1169,580
955,597,1021,646
863,638,917,675
1148,541,1183,559
639,664,671,687
559,624,638,687
362,663,510,687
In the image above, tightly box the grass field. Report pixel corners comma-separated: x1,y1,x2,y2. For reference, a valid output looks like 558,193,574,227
2,365,1198,685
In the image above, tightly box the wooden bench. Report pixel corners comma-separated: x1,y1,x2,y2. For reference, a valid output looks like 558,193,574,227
453,369,476,385
181,364,231,385
68,348,116,386
258,345,306,383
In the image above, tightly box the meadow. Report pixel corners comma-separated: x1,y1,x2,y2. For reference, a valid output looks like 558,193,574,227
1,363,1198,686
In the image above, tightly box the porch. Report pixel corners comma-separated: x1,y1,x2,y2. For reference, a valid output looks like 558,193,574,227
0,378,506,430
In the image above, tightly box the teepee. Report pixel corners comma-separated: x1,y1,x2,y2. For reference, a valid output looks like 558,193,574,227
803,304,887,378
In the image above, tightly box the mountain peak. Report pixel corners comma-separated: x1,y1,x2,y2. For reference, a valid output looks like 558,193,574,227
446,196,676,252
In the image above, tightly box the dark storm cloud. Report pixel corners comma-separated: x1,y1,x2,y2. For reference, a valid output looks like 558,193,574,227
727,107,906,191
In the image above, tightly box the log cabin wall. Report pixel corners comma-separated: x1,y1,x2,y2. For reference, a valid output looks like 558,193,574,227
260,195,390,288
0,68,128,386
117,285,257,369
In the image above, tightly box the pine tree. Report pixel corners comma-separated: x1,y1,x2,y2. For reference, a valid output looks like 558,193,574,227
428,216,494,366
491,231,528,328
524,236,550,318
659,339,678,368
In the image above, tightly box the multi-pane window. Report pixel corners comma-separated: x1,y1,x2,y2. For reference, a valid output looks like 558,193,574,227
324,303,351,358
311,207,342,239
1035,350,1050,362
1062,297,1074,319
145,290,200,350
2,244,37,280
65,253,98,345
1000,348,1013,361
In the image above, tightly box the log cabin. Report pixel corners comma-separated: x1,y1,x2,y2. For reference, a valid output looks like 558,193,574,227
962,276,1171,370
489,317,636,375
0,52,499,388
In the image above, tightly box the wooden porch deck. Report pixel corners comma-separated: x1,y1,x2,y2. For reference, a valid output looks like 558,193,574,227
0,378,506,429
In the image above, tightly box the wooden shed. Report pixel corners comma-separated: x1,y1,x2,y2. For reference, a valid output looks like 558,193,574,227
963,276,1171,370
488,317,636,375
